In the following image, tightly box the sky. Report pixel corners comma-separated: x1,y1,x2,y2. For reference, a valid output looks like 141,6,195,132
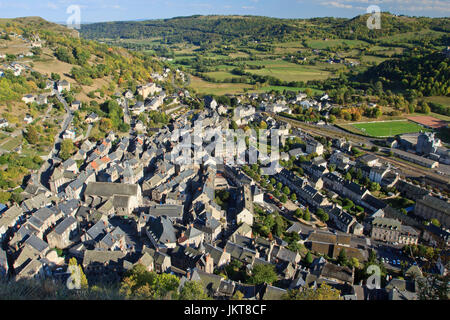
0,0,449,23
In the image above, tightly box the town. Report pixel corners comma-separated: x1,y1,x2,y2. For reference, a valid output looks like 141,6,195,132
0,11,449,302
0,76,448,300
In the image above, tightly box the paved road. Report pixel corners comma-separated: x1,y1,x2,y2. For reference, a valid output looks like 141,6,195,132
122,98,131,125
38,90,73,188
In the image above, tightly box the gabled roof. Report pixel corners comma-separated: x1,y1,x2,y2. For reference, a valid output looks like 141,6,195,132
24,234,49,254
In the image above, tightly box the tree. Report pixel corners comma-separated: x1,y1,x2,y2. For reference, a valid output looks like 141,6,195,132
294,208,303,219
290,193,297,201
337,249,348,266
349,257,360,269
0,191,11,203
231,290,244,300
99,118,113,132
24,125,38,144
59,139,76,161
303,208,311,221
430,219,440,227
280,194,287,203
179,281,210,300
51,72,61,81
304,252,313,265
282,186,290,195
68,257,88,290
249,264,278,285
345,172,352,181
417,274,450,300
120,264,179,299
285,283,341,300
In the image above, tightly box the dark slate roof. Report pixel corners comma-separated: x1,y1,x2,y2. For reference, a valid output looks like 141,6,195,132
344,181,368,196
147,216,177,244
149,204,183,219
24,234,49,253
53,216,77,235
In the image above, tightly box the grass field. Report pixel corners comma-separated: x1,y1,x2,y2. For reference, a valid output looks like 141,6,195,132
1,135,23,151
423,96,450,108
189,76,253,95
305,39,368,49
244,59,335,82
352,120,425,137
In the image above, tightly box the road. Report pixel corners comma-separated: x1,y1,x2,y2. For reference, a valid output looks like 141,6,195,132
38,89,73,188
122,98,131,125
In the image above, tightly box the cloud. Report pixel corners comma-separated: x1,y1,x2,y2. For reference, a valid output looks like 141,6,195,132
323,1,353,9
313,0,450,13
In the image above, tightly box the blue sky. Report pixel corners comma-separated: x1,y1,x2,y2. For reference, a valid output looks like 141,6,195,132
0,0,448,23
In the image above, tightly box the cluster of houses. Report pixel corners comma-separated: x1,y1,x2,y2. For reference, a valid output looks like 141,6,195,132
0,83,448,300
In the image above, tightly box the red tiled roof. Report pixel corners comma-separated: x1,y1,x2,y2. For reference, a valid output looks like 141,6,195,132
90,161,98,170
100,156,110,163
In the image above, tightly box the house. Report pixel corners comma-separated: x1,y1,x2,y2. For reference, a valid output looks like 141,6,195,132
342,181,370,203
194,212,222,244
136,82,161,99
327,206,357,234
36,94,48,105
0,118,9,128
371,217,401,243
15,259,45,281
57,80,70,93
187,268,231,298
171,246,214,274
82,250,126,277
136,252,154,272
46,216,78,249
319,263,354,285
0,205,23,240
204,243,231,268
236,208,253,226
24,114,33,124
177,225,205,248
22,94,35,104
358,154,379,167
145,215,178,249
225,241,259,265
0,248,8,277
85,112,99,124
83,182,142,216
142,246,171,273
71,100,82,110
204,96,218,110
270,245,301,265
414,196,450,229
262,285,287,300
62,129,76,140
124,90,134,99
305,140,324,156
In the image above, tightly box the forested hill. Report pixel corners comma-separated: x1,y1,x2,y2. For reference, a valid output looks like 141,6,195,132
80,15,303,44
80,13,450,45
357,51,450,96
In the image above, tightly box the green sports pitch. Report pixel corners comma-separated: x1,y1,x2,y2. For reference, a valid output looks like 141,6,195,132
352,120,425,137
